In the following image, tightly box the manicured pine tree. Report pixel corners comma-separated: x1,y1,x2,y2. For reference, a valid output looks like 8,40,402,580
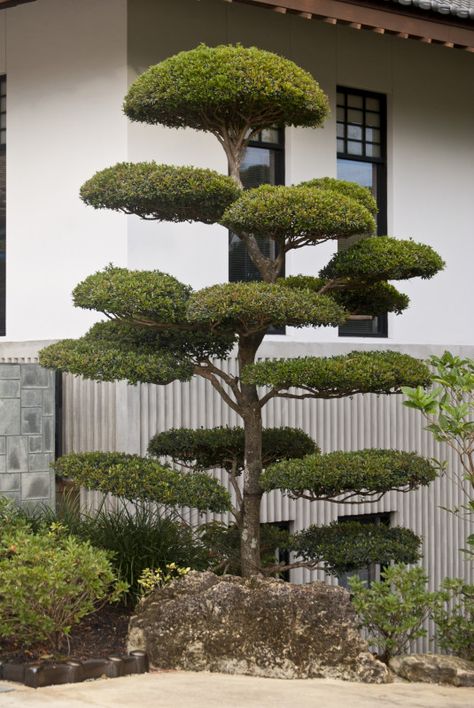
42,45,443,578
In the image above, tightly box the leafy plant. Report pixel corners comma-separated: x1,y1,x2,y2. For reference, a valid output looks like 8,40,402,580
432,578,474,661
138,563,190,597
403,352,474,553
0,524,127,649
25,500,208,602
349,564,437,663
404,351,474,476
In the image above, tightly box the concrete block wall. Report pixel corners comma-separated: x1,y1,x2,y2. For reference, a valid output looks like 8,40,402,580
0,362,55,506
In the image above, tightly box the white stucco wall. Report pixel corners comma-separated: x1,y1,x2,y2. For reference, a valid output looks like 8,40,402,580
1,0,128,342
0,0,473,347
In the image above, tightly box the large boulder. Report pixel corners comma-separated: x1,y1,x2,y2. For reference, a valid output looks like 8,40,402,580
389,654,474,687
127,570,389,682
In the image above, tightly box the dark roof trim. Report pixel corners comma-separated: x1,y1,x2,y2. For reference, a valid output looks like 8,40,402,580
234,0,474,48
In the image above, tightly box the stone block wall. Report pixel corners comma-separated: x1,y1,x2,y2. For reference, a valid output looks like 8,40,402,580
0,363,55,506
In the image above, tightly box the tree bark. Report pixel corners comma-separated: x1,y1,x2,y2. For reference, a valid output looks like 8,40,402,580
238,334,265,577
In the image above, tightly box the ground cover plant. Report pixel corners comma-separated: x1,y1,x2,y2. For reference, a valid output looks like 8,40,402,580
40,44,444,577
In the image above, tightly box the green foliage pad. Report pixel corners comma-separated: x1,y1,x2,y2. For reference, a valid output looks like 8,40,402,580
222,185,376,248
124,44,329,133
81,163,240,224
53,452,231,513
187,281,347,333
320,236,445,282
280,275,410,316
262,448,437,501
243,350,432,396
292,522,421,575
148,426,318,473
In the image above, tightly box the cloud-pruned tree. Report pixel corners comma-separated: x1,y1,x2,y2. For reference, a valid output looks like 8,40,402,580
41,44,443,577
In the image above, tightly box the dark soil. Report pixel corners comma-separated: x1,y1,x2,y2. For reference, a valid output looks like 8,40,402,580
0,603,133,665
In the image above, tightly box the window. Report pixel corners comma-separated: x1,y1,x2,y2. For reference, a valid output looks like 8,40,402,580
336,87,387,337
0,76,5,336
228,128,285,282
337,512,391,589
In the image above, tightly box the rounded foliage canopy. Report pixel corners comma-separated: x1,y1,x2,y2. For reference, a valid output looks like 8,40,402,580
222,185,376,248
243,350,432,395
298,177,377,216
80,163,240,224
73,265,191,323
261,448,437,501
124,44,329,133
148,426,318,474
280,275,410,316
187,281,347,334
320,236,445,282
291,521,421,575
53,452,231,513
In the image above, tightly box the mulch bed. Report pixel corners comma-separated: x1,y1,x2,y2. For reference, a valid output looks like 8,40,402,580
0,603,134,664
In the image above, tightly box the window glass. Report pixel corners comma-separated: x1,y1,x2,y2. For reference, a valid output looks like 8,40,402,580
336,87,386,338
229,129,284,284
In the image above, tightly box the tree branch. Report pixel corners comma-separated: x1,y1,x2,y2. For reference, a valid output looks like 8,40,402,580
194,365,241,415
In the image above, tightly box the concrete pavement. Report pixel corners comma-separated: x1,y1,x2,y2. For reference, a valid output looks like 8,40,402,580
1,671,474,708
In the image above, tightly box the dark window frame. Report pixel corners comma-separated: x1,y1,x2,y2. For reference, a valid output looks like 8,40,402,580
337,86,388,338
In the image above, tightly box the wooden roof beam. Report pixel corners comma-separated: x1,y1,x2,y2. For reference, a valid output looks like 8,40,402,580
245,0,474,48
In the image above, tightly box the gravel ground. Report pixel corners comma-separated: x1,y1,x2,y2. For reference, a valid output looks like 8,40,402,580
1,671,474,708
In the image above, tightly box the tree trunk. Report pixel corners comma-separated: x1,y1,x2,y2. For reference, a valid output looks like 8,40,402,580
241,406,264,576
238,334,265,577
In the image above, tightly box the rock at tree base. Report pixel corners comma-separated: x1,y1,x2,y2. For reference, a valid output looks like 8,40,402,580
389,654,474,686
127,571,389,682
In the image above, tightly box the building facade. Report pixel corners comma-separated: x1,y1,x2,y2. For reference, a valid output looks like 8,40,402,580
0,0,473,624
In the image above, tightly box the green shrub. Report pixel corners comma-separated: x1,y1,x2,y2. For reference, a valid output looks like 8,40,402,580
76,505,208,601
27,501,208,602
349,564,437,663
0,497,30,537
0,525,127,649
432,578,474,661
